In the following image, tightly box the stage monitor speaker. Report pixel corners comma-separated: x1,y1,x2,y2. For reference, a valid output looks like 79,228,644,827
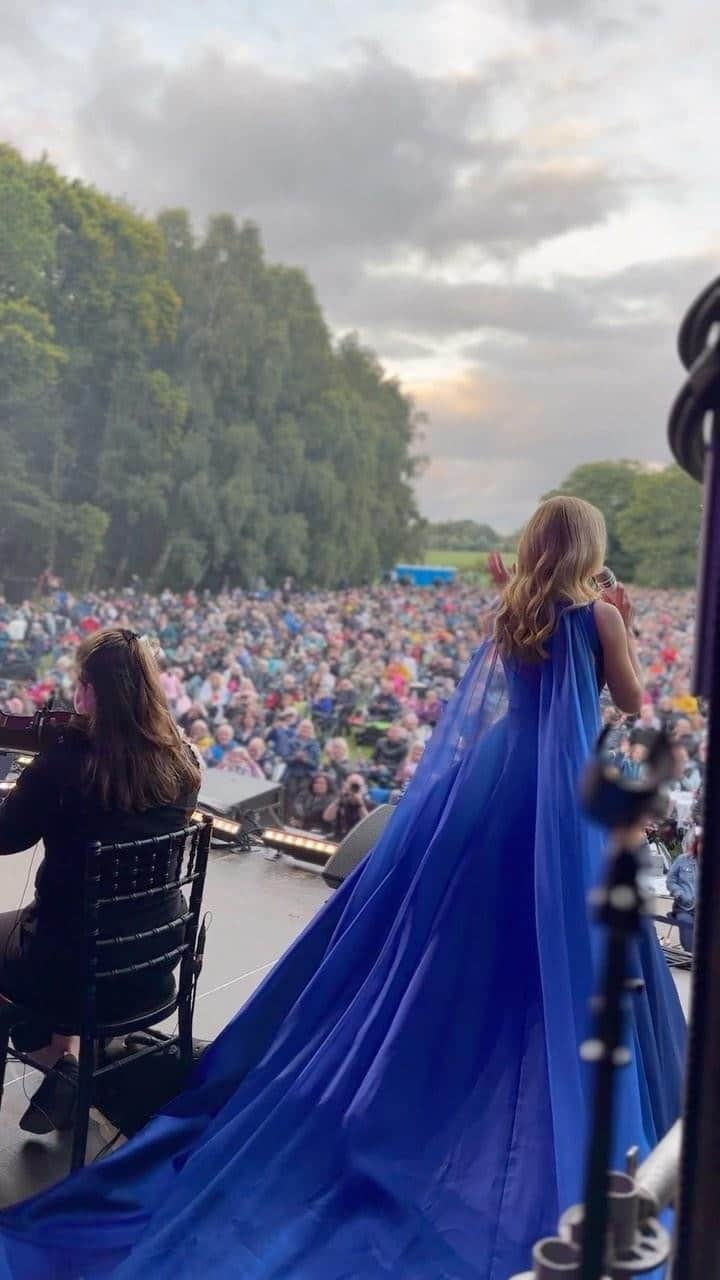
322,803,394,888
199,771,283,840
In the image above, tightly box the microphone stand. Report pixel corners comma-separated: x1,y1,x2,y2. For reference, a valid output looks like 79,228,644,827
509,733,675,1280
576,736,674,1280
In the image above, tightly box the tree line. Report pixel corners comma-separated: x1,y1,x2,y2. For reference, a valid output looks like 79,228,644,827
0,145,424,594
423,520,503,553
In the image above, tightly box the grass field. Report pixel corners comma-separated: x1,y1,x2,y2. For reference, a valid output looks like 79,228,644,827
424,547,515,581
424,548,488,570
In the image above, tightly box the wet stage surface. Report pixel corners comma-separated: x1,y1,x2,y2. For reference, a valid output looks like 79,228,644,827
0,841,690,1209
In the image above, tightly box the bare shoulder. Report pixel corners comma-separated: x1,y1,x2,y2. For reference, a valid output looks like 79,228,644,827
593,600,624,639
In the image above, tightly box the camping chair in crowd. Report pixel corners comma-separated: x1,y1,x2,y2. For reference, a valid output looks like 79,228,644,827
0,817,212,1172
651,905,695,970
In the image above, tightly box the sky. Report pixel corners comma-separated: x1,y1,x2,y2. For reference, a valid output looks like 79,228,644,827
2,0,719,531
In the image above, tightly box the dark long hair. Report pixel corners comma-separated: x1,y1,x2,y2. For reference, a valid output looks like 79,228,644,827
77,628,201,812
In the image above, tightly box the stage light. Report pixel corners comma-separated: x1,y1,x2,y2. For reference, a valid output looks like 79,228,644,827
212,816,242,837
17,755,33,766
0,781,14,792
191,808,242,841
259,828,339,862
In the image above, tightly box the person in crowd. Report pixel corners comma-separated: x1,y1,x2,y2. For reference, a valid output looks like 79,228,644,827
401,709,429,745
197,670,230,720
297,773,337,834
232,706,264,747
282,719,321,819
247,736,275,780
178,701,208,735
666,827,701,952
324,737,352,791
204,722,238,767
369,723,409,784
621,741,648,781
630,702,661,748
367,679,402,722
334,677,358,724
158,661,184,711
188,718,213,754
673,744,702,794
218,745,264,779
322,772,370,842
0,628,201,1134
266,708,299,763
396,740,425,786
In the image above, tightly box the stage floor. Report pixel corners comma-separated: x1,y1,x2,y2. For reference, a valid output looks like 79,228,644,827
0,841,330,1207
0,842,691,1209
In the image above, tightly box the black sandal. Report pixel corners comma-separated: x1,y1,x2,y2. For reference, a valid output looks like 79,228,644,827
19,1054,79,1135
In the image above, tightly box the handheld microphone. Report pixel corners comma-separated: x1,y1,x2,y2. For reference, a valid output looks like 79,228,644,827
594,566,617,592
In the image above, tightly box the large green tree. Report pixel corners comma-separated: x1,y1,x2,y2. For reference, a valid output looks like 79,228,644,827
617,467,702,588
545,460,641,579
548,460,702,588
0,148,423,593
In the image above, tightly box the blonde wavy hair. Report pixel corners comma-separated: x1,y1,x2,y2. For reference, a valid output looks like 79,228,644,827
494,496,607,663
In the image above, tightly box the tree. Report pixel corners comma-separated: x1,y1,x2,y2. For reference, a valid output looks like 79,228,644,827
0,145,56,306
546,461,641,580
0,146,423,591
617,467,702,588
426,520,502,551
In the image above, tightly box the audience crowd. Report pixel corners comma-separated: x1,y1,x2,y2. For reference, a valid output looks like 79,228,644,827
0,583,706,850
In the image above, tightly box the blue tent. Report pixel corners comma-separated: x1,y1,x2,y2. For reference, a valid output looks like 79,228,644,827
392,564,456,586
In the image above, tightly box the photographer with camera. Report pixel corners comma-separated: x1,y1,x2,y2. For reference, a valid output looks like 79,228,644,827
322,772,369,842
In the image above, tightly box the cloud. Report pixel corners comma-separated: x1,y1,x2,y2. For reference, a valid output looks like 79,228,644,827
517,0,642,32
346,273,594,339
67,40,631,291
409,252,718,526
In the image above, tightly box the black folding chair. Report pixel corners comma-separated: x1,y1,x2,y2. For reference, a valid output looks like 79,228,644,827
0,816,212,1171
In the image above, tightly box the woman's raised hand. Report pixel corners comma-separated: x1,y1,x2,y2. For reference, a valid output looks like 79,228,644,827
487,552,515,589
602,583,635,630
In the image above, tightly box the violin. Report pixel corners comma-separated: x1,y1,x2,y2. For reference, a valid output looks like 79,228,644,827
0,707,89,756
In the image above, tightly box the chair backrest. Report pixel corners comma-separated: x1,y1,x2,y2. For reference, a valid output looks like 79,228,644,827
81,817,212,1026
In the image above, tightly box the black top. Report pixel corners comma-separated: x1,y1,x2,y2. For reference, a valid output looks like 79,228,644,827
0,739,199,1024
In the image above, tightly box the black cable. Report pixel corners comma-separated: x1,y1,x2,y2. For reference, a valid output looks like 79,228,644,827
92,1126,123,1162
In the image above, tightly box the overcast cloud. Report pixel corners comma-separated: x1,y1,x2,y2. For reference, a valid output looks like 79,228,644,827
1,0,718,529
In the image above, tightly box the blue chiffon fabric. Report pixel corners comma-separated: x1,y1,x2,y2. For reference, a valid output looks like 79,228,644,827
0,606,686,1278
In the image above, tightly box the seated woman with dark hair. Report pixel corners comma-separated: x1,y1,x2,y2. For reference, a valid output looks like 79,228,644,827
297,773,337,834
0,628,201,1135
